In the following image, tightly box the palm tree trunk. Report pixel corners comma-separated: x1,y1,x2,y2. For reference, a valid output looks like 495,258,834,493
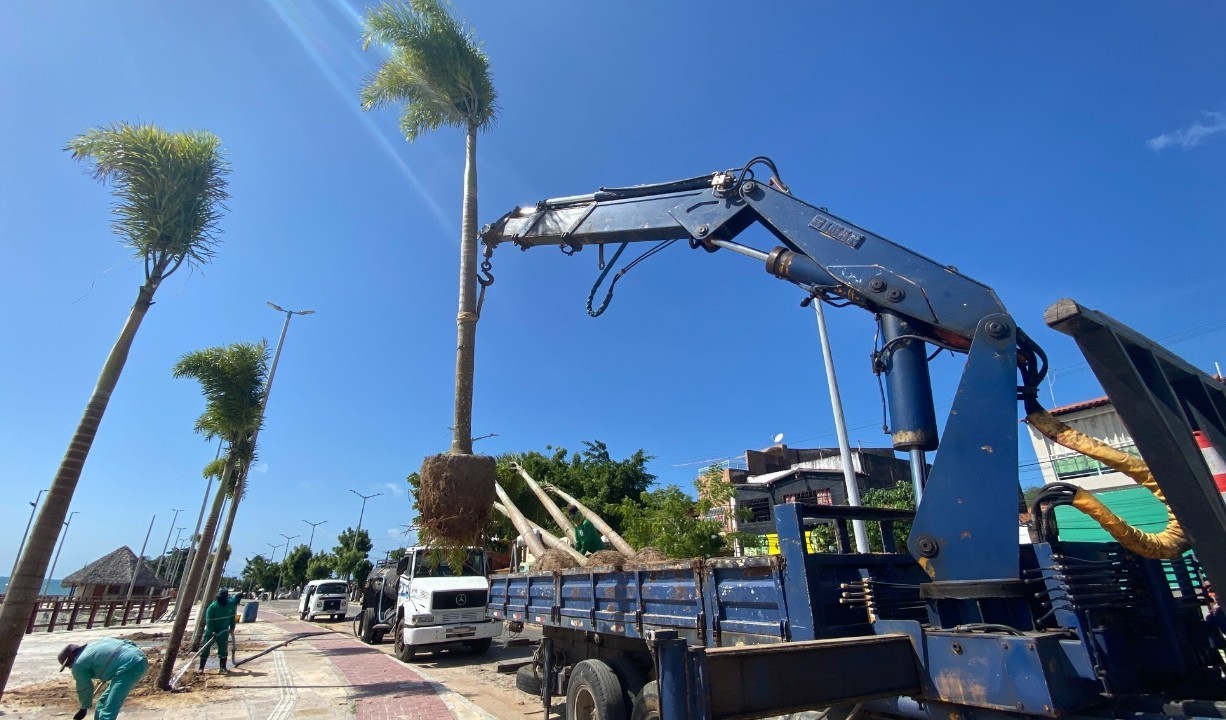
511,463,575,542
192,475,243,647
156,457,234,689
0,283,157,699
450,123,479,454
544,485,636,557
493,484,547,559
492,503,585,564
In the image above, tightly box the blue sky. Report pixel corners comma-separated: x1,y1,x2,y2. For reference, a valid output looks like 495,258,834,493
2,2,1224,579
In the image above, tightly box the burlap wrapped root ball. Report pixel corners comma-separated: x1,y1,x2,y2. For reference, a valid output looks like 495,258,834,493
417,453,497,545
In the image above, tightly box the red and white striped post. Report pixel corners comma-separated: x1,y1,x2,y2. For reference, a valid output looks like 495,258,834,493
1194,431,1226,503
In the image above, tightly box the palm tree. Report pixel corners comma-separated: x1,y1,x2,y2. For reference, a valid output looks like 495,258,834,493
360,0,499,543
0,123,228,698
191,438,255,648
158,342,267,689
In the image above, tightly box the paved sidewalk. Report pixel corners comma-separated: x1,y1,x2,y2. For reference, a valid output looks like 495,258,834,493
0,607,495,720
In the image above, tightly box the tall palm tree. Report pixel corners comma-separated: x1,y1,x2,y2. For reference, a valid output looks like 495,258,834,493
360,0,500,542
157,342,267,689
0,123,228,698
191,438,256,648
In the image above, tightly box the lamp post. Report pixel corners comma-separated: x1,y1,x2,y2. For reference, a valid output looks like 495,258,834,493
125,514,157,603
276,533,300,598
154,508,184,579
265,542,283,597
303,520,327,553
348,490,381,552
167,528,187,585
9,489,46,583
42,512,79,595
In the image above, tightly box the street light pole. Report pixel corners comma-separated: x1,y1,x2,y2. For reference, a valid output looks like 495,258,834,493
167,528,187,586
154,508,184,579
42,512,79,595
125,514,157,603
9,489,47,583
265,542,283,597
348,490,382,552
302,520,327,553
276,533,300,597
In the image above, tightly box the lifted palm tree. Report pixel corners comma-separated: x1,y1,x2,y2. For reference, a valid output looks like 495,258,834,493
361,0,499,545
158,342,267,689
191,437,256,648
545,485,636,557
0,123,228,697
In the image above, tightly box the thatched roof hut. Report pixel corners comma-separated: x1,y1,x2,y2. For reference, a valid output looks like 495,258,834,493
62,546,170,598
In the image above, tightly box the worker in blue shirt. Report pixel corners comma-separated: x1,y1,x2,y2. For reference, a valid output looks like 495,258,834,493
58,638,148,720
199,588,242,673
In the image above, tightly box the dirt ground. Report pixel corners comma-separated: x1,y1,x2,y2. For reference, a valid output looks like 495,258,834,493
1,629,271,716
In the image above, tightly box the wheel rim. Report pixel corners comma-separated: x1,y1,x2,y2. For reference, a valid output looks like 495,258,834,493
573,685,597,720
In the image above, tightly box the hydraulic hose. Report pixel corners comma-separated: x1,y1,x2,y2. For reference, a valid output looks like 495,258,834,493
233,631,332,667
1025,407,1189,559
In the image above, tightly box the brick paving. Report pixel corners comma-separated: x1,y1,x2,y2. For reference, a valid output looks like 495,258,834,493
263,612,457,720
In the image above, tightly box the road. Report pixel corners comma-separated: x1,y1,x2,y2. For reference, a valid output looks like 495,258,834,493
259,599,552,720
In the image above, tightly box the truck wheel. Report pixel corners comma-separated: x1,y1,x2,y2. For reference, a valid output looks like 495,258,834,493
299,610,308,621
393,618,417,662
606,657,646,710
516,664,542,695
372,629,386,645
566,660,625,720
630,681,660,720
465,638,493,654
360,608,376,644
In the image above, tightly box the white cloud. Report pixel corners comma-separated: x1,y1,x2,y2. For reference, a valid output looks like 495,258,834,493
385,527,402,537
1146,111,1226,151
382,482,404,497
251,462,270,475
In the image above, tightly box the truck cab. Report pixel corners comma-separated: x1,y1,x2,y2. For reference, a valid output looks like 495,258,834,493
363,546,501,661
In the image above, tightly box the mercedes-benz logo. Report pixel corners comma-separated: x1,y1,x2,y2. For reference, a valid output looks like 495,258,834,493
455,593,468,606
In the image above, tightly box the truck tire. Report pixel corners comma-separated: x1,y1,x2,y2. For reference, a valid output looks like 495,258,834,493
372,629,386,644
516,664,542,695
393,618,417,662
606,656,646,710
465,638,493,654
360,608,376,644
566,660,625,720
631,681,660,720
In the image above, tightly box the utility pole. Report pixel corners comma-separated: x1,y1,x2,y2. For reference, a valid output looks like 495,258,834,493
154,508,184,579
42,512,79,595
9,489,46,583
302,520,327,553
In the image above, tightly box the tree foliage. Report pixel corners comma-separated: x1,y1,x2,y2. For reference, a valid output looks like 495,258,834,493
861,481,916,552
240,554,280,592
281,544,312,589
306,553,336,581
619,465,740,559
330,528,373,582
407,440,655,550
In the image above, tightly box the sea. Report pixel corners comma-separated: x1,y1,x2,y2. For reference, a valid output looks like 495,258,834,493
0,576,71,596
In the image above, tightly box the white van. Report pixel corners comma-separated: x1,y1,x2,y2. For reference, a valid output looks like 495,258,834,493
299,579,350,622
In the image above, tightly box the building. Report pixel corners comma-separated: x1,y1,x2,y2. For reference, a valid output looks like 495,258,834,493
1024,397,1169,542
61,546,171,599
1025,397,1139,492
711,445,918,542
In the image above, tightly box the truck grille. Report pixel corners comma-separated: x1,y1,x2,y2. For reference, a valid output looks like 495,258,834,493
432,589,487,610
437,608,487,623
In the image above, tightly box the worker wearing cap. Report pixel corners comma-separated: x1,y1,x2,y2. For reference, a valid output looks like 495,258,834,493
568,506,604,554
199,588,241,673
58,637,148,720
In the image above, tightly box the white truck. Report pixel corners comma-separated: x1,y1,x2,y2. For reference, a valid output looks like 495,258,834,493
356,546,501,661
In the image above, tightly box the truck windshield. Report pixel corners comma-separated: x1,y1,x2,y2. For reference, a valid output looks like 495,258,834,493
316,582,348,595
413,550,485,577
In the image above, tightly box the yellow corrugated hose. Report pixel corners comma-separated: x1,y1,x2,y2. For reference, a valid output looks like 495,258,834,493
1026,409,1188,559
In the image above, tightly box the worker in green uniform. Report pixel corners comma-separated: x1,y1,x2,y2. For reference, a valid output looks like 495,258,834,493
199,588,241,673
569,506,604,554
59,637,148,720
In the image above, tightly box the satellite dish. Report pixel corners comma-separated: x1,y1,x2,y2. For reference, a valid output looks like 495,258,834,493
773,433,785,444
